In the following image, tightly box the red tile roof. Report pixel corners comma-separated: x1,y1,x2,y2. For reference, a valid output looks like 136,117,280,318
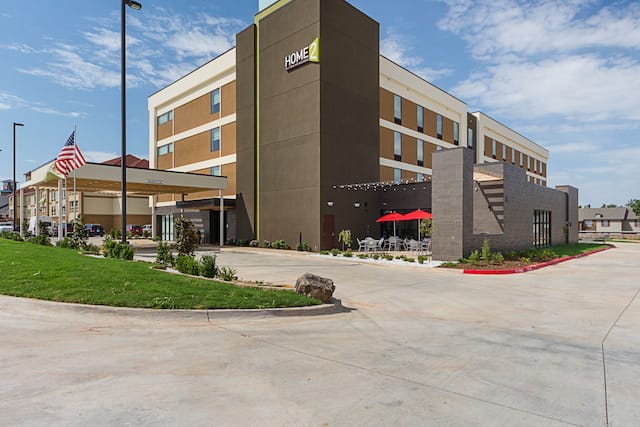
101,154,149,169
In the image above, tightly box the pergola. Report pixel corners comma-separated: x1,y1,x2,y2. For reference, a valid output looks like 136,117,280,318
18,161,228,243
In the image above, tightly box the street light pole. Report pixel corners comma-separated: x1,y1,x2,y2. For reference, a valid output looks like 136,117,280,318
121,0,142,244
13,122,24,231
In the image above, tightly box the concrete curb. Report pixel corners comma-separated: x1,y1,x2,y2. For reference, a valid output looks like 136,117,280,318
463,245,614,275
0,294,347,320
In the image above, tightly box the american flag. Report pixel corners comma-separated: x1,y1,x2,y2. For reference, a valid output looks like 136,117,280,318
55,131,86,176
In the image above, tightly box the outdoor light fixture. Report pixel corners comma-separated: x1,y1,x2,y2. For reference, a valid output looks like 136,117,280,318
121,0,142,243
327,201,334,207
353,202,361,208
13,122,24,231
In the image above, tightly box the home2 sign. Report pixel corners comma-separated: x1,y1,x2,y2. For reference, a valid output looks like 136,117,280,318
284,38,320,71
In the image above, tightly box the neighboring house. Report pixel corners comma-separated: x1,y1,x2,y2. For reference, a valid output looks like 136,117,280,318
579,207,640,237
9,155,152,233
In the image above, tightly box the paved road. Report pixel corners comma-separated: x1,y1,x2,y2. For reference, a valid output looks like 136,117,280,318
1,244,638,426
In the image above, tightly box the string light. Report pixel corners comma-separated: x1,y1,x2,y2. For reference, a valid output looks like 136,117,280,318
330,176,432,192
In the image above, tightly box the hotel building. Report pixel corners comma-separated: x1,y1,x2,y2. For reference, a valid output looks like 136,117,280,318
148,0,576,259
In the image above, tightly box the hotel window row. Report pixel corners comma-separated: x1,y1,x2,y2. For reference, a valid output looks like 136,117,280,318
487,138,546,178
384,89,460,146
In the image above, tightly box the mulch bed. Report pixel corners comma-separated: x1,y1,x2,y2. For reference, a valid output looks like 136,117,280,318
440,260,536,270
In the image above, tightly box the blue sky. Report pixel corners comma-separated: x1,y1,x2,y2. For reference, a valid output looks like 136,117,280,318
1,0,638,206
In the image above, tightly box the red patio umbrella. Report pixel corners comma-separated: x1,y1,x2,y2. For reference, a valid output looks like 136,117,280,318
403,209,433,240
376,212,405,237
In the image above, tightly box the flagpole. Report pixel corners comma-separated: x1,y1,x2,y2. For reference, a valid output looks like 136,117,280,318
73,125,77,222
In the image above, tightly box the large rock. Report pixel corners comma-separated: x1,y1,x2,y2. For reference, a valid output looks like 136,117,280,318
295,273,335,303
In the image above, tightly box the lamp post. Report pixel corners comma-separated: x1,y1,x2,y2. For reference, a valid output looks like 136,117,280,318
121,0,142,243
13,122,24,231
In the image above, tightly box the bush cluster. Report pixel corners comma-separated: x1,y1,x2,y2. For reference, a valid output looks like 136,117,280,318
155,242,175,267
271,239,289,249
103,238,136,260
461,240,560,265
0,231,24,242
171,252,237,282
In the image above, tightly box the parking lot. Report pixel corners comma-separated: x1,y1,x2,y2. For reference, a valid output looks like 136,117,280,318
1,243,638,426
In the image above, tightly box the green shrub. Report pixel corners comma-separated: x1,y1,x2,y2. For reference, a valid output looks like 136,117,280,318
217,266,238,281
458,257,468,264
519,256,531,263
175,216,199,256
200,255,218,278
441,262,457,268
176,254,200,275
504,251,518,261
27,234,52,246
417,255,426,264
405,257,415,263
82,243,101,254
320,250,329,255
481,239,492,262
492,252,505,264
338,229,352,250
0,231,23,242
469,250,481,265
343,249,353,258
357,253,368,259
56,237,73,249
330,248,340,256
70,219,87,249
384,254,394,261
260,240,271,248
296,242,312,251
272,239,288,249
103,238,135,260
249,240,259,247
155,241,175,267
372,254,380,260
142,230,151,238
536,248,557,261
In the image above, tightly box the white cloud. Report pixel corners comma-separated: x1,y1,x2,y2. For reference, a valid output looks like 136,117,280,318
166,30,234,60
438,0,640,58
546,142,598,154
381,31,452,82
0,92,26,110
0,90,85,118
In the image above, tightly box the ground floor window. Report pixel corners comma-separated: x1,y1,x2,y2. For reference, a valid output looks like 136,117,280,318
533,209,551,248
161,214,174,241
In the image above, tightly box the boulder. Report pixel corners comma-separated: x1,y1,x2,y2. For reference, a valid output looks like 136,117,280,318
295,273,335,303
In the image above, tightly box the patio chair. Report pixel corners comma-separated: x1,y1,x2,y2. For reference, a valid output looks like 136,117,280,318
365,238,378,252
376,237,385,252
356,238,366,252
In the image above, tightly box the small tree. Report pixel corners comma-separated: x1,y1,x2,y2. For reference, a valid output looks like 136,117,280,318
481,238,492,262
338,229,352,251
70,218,87,249
627,199,640,217
420,219,432,237
175,216,199,256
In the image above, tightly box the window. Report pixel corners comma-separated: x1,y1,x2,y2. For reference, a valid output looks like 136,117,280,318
492,139,497,159
211,88,221,114
511,149,516,164
393,168,402,184
157,110,173,126
417,139,424,167
453,121,459,145
527,156,531,171
602,220,610,227
520,152,524,167
436,114,443,139
394,132,402,161
417,173,424,182
157,143,172,156
467,128,473,149
417,106,423,132
584,220,593,228
394,95,402,124
211,127,221,152
51,206,56,216
502,144,506,161
211,165,221,176
51,191,56,201
533,209,552,248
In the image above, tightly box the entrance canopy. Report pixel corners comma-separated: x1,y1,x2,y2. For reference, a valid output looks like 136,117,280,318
19,161,227,195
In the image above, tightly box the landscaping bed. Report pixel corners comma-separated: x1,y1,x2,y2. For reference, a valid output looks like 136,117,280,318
0,238,320,309
439,242,612,272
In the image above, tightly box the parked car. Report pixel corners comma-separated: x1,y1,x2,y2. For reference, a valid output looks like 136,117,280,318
142,224,152,233
0,221,13,232
85,224,105,237
127,224,143,236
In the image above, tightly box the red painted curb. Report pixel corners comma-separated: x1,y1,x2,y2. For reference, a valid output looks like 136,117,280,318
463,245,614,275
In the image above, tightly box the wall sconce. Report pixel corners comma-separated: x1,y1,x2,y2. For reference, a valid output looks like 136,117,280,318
327,201,334,207
353,202,361,208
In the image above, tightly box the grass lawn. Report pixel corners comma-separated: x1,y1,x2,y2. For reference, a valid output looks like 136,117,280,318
549,242,611,257
0,239,320,309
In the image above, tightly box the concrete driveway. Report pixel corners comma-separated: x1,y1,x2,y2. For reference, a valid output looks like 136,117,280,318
1,243,639,426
